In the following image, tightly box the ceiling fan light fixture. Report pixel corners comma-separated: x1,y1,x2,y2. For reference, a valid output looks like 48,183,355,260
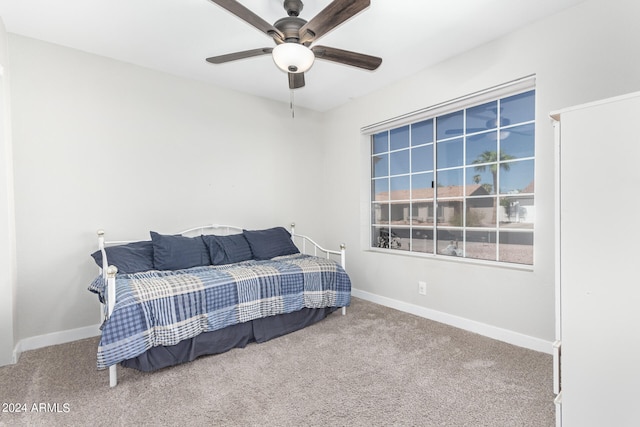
272,43,314,73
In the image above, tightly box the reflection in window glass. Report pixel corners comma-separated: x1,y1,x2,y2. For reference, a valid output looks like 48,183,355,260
373,131,388,154
466,133,497,165
412,119,433,145
390,150,410,175
499,231,534,265
412,202,434,225
412,227,433,253
466,230,497,261
499,159,534,194
411,145,433,172
370,85,535,266
372,154,388,178
500,124,534,159
372,178,388,201
390,176,410,199
437,111,464,140
467,197,496,227
437,229,463,257
390,227,410,251
436,169,463,192
467,101,497,133
435,199,463,226
501,90,535,124
390,203,411,225
437,138,464,169
499,195,534,227
412,172,433,199
390,126,410,150
465,167,494,195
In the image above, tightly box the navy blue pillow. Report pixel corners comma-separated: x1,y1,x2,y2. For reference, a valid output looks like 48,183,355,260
150,232,211,270
243,227,299,260
202,234,253,265
90,241,154,274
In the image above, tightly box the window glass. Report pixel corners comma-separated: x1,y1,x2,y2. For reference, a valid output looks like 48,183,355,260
436,229,463,257
390,176,410,200
369,86,535,266
465,167,495,195
500,124,534,159
437,111,464,140
467,197,496,227
466,230,497,261
412,202,434,226
412,227,433,253
499,195,534,228
466,133,497,165
499,159,534,194
466,101,497,133
499,231,534,265
390,126,410,150
411,119,433,145
412,172,433,199
501,90,535,124
436,169,463,194
411,145,433,173
373,131,388,154
372,178,389,201
437,138,463,169
389,150,410,175
372,153,388,178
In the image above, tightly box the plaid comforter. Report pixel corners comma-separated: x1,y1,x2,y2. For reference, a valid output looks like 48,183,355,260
88,254,351,369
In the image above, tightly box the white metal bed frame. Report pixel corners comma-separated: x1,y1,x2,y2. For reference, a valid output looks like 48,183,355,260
96,223,346,387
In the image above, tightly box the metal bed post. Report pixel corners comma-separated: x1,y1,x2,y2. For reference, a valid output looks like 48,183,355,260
106,265,118,387
98,230,119,387
340,243,346,316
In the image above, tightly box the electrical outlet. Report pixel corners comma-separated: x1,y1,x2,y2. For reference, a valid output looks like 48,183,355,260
418,281,427,295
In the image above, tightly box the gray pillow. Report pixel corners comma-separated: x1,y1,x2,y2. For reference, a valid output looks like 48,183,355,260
243,227,300,260
90,241,154,274
150,232,211,270
202,234,253,265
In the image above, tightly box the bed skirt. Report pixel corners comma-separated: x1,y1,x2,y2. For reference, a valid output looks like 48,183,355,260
120,307,338,372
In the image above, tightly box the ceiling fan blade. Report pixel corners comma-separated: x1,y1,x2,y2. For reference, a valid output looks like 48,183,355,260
289,72,305,89
208,0,284,41
299,0,370,43
311,45,382,70
206,48,273,64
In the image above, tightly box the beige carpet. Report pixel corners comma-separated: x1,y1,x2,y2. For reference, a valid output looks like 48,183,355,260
0,298,555,426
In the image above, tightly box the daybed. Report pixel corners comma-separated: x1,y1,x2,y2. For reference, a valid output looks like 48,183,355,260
89,223,351,387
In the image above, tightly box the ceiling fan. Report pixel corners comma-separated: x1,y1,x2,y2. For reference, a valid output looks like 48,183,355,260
205,0,382,90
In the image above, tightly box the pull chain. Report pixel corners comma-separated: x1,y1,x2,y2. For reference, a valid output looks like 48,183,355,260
290,89,295,118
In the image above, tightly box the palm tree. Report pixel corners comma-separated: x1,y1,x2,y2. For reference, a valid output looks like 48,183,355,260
472,150,515,225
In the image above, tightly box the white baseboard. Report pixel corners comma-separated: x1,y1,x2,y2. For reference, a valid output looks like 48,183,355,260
15,324,101,357
351,288,553,355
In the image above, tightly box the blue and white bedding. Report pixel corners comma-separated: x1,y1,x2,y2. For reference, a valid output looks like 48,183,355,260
89,253,351,369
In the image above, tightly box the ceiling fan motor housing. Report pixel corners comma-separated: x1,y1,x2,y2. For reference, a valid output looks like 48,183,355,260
274,16,307,42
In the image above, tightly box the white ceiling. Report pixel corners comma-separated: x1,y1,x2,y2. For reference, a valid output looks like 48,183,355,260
0,0,585,112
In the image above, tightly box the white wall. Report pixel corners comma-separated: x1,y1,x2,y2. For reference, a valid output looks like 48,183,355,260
0,17,17,365
4,0,640,359
8,34,326,344
320,0,640,345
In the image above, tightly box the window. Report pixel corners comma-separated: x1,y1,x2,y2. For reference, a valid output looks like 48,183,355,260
370,85,535,265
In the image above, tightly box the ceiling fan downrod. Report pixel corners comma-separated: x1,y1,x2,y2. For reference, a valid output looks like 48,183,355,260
283,0,303,17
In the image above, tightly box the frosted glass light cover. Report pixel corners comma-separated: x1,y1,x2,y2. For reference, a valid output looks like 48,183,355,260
272,43,315,73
